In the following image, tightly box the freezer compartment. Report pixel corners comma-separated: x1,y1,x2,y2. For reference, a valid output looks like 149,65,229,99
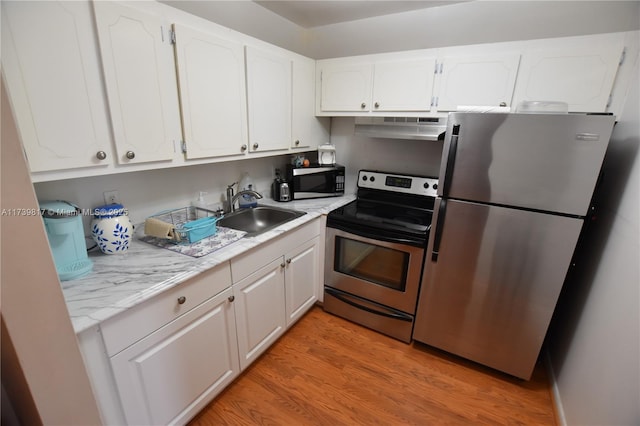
439,113,615,216
413,198,584,379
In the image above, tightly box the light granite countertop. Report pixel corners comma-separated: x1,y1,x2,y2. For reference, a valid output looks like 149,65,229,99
62,195,355,334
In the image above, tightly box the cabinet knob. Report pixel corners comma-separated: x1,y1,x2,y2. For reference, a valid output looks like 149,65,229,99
177,296,186,305
280,262,286,268
125,151,135,160
374,102,380,109
499,102,507,107
360,102,366,109
228,295,235,303
96,151,107,160
294,140,300,146
286,258,292,264
241,144,247,152
252,143,259,150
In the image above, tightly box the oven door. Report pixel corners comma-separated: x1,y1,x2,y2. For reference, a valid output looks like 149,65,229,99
324,226,425,314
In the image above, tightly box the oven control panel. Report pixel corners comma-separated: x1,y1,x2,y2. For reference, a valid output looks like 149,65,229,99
357,170,439,197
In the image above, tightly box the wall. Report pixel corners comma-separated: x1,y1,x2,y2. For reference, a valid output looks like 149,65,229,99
330,118,444,193
163,1,640,59
547,54,640,425
1,82,102,425
34,156,293,231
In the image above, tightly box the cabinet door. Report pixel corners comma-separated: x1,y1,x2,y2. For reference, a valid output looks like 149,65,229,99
94,1,180,164
245,46,291,153
110,288,239,426
372,58,437,112
435,53,521,111
233,257,286,370
173,24,249,159
1,1,112,172
284,237,319,327
513,41,624,112
292,57,329,149
319,63,373,112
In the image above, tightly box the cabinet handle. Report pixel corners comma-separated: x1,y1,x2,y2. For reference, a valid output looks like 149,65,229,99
374,102,380,109
228,295,235,303
360,102,366,109
286,258,292,264
177,296,186,305
241,144,247,152
499,102,507,107
294,140,300,146
96,151,107,160
125,151,135,160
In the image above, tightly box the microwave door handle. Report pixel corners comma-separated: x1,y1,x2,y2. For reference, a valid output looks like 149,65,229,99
442,124,460,198
431,199,447,262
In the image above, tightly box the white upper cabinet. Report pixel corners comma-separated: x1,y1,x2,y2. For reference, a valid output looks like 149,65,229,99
512,38,625,112
292,57,329,149
1,1,112,173
318,58,436,113
319,63,373,112
173,24,249,159
434,53,521,111
372,58,437,112
245,46,292,153
94,1,180,165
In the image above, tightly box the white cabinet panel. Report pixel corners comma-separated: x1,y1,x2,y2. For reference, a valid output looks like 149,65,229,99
513,40,624,112
285,236,319,327
110,288,239,425
292,57,329,149
435,54,521,111
372,58,436,112
1,1,112,172
245,46,291,153
174,24,249,159
94,1,180,164
233,257,286,370
320,63,373,112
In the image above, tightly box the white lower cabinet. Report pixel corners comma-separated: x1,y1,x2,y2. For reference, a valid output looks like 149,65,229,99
284,236,320,326
109,287,239,425
233,257,287,370
231,220,321,370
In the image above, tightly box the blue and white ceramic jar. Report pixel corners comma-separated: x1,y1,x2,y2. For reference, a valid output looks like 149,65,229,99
91,203,132,254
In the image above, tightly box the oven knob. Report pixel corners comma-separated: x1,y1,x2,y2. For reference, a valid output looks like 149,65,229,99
423,182,430,189
370,176,375,182
362,175,368,181
433,183,438,190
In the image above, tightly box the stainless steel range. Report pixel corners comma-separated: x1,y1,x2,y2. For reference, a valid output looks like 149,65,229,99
324,170,438,342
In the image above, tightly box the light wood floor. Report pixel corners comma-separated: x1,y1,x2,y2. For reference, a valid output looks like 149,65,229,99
189,306,556,425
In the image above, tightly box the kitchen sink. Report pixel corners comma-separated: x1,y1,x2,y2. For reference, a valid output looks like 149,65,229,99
217,206,306,237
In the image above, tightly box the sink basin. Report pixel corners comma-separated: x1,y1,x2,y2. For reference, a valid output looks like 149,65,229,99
217,206,306,236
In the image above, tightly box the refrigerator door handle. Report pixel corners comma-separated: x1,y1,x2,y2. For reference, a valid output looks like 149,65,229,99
442,125,460,197
431,198,447,262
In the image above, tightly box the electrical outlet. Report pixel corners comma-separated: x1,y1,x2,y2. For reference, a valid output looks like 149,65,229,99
103,190,119,205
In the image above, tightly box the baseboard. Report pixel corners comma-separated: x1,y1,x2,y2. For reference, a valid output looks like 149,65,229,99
544,349,567,426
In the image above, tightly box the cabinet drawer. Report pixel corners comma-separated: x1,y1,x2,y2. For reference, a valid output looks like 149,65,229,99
101,262,232,356
231,218,320,283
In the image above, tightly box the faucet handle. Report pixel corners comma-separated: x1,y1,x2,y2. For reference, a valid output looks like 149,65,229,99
227,181,238,189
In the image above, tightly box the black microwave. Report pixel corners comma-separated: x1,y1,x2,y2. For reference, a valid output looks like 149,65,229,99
286,164,345,200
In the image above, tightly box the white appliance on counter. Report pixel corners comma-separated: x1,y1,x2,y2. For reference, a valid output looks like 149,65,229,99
413,112,616,380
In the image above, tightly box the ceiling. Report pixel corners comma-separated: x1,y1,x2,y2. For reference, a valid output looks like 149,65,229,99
253,1,469,28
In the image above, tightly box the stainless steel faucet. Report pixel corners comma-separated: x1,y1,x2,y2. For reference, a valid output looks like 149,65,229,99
224,182,263,213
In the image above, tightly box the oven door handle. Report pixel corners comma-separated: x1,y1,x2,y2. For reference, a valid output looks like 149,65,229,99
325,287,413,322
326,222,420,247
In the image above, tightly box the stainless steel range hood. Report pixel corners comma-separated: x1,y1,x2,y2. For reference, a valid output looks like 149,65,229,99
354,117,447,141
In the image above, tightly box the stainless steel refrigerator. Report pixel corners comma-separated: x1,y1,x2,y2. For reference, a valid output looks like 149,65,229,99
413,112,615,380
